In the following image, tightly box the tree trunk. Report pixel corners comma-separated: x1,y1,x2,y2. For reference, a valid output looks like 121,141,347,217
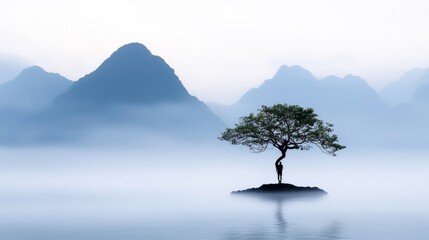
275,149,286,183
275,150,286,166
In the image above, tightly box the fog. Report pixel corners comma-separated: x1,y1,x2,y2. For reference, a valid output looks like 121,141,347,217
0,50,428,239
0,56,28,85
0,102,224,147
2,1,429,238
0,143,428,239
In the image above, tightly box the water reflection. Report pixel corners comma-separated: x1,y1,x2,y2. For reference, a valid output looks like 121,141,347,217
225,192,344,240
275,200,287,235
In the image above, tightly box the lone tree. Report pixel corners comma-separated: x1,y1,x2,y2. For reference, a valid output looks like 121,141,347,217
219,104,345,183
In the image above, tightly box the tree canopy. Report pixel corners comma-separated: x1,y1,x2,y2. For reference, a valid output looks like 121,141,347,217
219,104,345,156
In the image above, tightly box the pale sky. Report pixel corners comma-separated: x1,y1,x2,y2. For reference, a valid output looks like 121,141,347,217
1,0,429,104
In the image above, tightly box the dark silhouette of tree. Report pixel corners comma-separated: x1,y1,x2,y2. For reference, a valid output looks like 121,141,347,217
219,104,345,183
276,162,283,184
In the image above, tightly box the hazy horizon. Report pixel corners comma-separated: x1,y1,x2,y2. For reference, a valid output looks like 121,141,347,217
1,0,429,104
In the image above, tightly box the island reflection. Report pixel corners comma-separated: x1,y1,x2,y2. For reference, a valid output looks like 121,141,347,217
225,192,344,240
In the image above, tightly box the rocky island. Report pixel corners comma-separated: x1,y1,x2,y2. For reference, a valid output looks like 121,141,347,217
232,183,327,195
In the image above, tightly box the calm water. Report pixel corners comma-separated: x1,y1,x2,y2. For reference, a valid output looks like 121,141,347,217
0,147,428,240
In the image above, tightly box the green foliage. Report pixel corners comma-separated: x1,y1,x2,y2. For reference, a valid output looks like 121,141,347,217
219,104,345,155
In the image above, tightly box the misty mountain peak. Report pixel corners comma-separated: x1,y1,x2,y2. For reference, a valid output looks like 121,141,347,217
343,75,371,88
109,42,152,60
260,65,317,93
322,75,342,82
272,65,316,82
21,65,45,74
56,42,193,105
343,74,363,81
322,74,372,89
235,65,318,108
18,66,49,80
10,65,71,85
0,66,72,110
13,66,70,86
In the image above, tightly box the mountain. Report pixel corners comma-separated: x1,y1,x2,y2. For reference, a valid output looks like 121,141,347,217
377,68,429,148
209,65,321,125
56,43,195,106
319,74,386,115
46,43,224,142
379,68,429,107
209,65,388,126
0,66,72,111
385,82,429,149
0,43,225,145
237,65,317,108
208,65,390,148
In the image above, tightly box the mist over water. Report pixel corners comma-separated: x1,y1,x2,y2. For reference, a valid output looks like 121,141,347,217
0,144,428,240
0,8,428,239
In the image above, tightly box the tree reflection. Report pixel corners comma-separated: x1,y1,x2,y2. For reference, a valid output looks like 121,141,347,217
224,193,344,240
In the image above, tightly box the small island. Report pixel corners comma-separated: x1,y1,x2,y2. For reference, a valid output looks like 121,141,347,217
219,104,345,197
232,183,327,195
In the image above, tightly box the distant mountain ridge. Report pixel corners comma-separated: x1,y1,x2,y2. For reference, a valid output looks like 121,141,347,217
0,44,428,148
0,43,225,145
209,65,388,126
0,66,72,111
379,68,429,107
208,65,393,148
238,65,386,111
